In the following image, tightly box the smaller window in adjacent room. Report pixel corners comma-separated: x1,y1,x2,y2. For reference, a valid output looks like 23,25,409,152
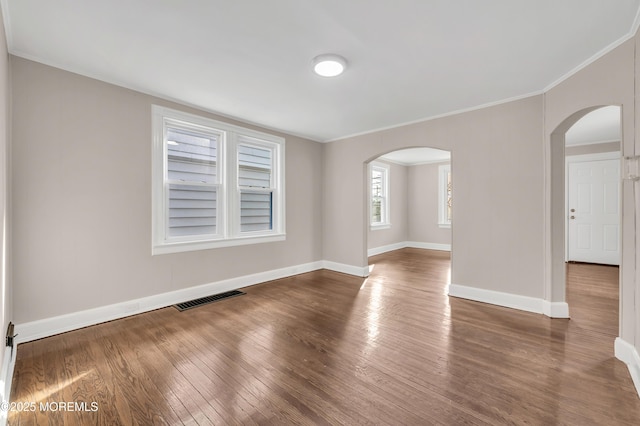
152,106,285,254
370,162,390,229
438,164,452,228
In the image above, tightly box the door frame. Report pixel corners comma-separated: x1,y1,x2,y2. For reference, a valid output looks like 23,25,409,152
564,150,621,263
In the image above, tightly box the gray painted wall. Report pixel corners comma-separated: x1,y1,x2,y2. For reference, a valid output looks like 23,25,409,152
0,6,10,375
407,162,451,245
323,95,544,298
11,57,323,323
366,160,453,251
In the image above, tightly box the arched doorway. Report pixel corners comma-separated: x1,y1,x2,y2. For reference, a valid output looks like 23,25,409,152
547,105,622,321
363,146,453,272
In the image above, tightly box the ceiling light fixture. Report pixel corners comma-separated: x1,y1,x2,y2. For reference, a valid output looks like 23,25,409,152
312,54,347,77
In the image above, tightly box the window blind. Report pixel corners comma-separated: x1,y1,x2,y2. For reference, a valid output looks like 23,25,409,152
166,128,218,237
238,144,273,232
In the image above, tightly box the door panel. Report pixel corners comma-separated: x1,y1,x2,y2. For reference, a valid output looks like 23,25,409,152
568,158,620,265
603,224,618,252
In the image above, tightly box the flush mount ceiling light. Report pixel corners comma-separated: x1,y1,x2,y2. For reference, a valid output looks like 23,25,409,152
312,54,347,77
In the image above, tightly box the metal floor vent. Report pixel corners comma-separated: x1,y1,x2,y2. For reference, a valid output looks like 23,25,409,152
174,290,245,311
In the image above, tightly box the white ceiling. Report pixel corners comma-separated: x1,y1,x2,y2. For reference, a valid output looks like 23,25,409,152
565,105,621,146
3,1,640,142
379,148,450,166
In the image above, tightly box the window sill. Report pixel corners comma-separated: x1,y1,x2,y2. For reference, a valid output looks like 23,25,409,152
370,224,391,231
153,233,286,255
438,223,451,229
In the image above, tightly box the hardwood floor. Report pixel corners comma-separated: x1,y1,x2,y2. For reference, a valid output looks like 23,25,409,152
8,248,640,425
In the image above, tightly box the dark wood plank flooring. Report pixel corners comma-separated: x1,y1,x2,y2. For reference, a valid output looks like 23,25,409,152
8,248,640,425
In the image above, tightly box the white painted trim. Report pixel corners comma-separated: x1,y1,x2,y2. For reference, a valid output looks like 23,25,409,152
566,151,621,163
15,261,323,344
448,284,545,315
370,224,391,231
542,301,570,318
566,138,621,148
614,337,640,398
151,105,286,256
406,241,451,252
449,283,570,318
322,261,370,278
368,242,407,257
367,241,452,257
0,346,16,424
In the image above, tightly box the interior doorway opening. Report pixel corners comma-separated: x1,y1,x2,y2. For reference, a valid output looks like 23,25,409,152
363,146,452,276
564,106,621,266
549,105,622,326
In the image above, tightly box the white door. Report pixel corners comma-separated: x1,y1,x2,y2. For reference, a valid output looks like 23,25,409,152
567,158,620,265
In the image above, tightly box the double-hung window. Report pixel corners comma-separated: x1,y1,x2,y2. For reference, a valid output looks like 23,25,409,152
370,162,390,229
152,106,285,254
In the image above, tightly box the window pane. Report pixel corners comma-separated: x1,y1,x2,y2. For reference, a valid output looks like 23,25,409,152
240,191,272,232
238,145,272,188
371,169,383,197
371,166,387,225
168,184,217,237
372,197,382,223
167,128,217,183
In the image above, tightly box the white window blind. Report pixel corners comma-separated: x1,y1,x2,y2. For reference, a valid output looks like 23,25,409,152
238,143,273,232
166,127,219,238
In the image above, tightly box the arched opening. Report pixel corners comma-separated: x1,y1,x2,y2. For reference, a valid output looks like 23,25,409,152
363,146,452,277
548,106,622,326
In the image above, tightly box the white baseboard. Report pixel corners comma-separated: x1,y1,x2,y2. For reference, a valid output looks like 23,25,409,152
367,241,452,257
368,242,407,257
449,284,571,319
322,260,370,277
542,301,570,318
615,337,640,398
15,261,324,344
406,241,451,252
0,345,16,425
448,283,545,314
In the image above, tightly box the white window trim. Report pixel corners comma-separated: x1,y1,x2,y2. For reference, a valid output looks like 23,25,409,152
438,164,451,228
152,105,285,255
370,161,391,230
